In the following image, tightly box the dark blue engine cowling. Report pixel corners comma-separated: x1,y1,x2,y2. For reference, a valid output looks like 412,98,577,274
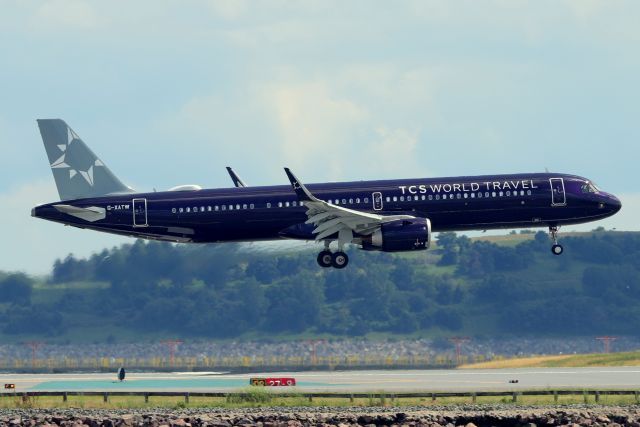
362,218,431,252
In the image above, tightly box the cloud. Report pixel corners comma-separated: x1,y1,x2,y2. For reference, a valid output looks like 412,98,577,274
205,0,248,21
0,180,129,274
28,0,100,33
261,81,367,179
368,127,422,177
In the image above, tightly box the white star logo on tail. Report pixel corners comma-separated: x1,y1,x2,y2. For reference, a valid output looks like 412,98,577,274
49,126,104,186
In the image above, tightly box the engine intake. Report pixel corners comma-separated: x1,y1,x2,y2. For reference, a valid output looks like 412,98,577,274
362,218,431,252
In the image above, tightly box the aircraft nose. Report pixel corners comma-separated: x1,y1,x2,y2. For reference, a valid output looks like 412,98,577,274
610,195,622,214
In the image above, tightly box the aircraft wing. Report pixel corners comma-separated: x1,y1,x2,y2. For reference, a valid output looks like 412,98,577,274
226,167,247,188
284,168,415,244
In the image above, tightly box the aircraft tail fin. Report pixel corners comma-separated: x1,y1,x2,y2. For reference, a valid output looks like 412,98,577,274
37,119,134,201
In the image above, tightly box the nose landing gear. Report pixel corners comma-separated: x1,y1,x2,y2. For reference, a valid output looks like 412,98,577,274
549,226,563,255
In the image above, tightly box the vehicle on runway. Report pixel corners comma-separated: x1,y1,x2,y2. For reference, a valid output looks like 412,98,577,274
32,119,622,268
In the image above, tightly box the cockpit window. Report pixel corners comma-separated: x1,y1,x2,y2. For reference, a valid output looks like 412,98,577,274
581,182,599,194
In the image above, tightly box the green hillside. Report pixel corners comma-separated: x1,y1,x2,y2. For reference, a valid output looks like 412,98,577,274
1,229,638,343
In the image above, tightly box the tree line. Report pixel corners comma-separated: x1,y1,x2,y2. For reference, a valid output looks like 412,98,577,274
1,230,639,341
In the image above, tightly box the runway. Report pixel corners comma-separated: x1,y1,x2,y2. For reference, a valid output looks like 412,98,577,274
2,368,640,393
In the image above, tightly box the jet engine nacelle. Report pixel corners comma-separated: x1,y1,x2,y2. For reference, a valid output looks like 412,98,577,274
362,218,431,252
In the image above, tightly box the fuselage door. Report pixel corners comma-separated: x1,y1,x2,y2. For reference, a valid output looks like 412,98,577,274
372,192,383,211
133,198,148,227
550,178,566,207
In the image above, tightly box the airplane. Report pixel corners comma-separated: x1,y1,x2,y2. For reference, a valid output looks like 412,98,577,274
32,119,622,269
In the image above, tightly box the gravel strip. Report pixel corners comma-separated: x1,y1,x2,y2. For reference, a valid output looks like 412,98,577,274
2,405,640,426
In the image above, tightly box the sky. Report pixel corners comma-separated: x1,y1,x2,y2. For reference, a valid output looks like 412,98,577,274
1,0,639,273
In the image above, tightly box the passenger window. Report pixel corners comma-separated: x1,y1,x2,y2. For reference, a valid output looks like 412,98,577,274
463,193,468,198
236,204,240,210
436,194,440,200
520,190,524,196
229,205,233,210
393,196,398,202
285,201,290,207
200,207,205,212
243,204,247,209
179,208,184,213
278,202,283,208
215,206,219,211
492,192,496,197
356,198,360,203
485,192,490,198
456,194,461,199
400,196,404,201
527,190,532,195
364,198,369,203
386,197,391,202
172,208,177,213
506,191,510,196
207,206,211,211
428,195,433,200
349,198,353,204
334,199,339,205
499,191,503,197
186,207,191,212
292,201,297,207
300,201,304,206
267,203,271,208
470,193,475,198
221,205,226,211
342,199,346,204
250,204,254,209
478,193,482,198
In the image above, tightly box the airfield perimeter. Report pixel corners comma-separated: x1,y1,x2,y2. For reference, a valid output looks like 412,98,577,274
5,368,640,426
4,367,640,393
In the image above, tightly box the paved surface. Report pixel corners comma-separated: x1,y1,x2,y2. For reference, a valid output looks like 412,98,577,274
2,368,640,393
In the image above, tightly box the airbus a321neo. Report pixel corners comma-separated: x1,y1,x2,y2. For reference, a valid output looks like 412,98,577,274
32,119,622,269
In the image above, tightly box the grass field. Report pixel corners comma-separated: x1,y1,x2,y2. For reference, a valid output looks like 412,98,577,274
460,351,640,369
1,391,639,409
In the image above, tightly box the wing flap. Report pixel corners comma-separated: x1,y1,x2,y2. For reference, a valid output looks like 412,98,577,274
283,168,417,243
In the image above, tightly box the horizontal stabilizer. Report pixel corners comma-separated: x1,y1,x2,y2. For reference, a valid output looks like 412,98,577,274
53,204,106,222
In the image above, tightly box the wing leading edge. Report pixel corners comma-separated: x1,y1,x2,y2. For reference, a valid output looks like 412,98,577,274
283,168,415,246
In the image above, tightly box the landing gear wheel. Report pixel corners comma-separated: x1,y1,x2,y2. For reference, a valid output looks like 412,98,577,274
331,251,349,269
548,225,563,256
317,250,333,268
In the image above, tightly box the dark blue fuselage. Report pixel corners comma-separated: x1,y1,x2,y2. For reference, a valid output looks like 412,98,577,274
33,173,621,244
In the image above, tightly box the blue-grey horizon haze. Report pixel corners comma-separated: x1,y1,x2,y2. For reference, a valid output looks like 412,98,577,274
1,1,638,273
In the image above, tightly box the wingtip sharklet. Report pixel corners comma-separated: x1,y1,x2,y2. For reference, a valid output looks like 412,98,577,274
226,166,247,188
284,167,315,202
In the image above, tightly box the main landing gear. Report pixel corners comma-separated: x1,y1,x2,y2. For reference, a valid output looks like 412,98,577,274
549,225,564,255
317,242,349,269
